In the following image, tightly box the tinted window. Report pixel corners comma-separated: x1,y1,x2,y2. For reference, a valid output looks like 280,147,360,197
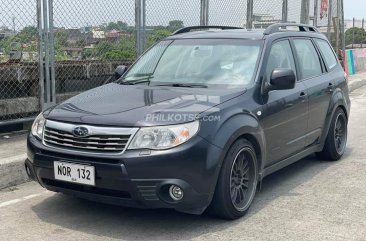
266,40,296,81
315,39,338,70
293,39,322,79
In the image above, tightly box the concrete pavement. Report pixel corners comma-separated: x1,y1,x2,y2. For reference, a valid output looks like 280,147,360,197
0,131,28,189
348,72,366,92
0,85,366,240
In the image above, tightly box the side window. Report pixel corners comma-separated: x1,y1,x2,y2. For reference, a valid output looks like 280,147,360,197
266,40,296,81
293,39,322,80
315,39,338,70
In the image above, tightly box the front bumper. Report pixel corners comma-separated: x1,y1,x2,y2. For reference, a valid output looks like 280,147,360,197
26,134,223,214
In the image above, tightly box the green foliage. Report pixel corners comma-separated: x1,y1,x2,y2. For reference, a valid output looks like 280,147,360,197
167,20,184,32
147,29,172,47
0,25,38,54
102,36,136,60
55,32,69,47
96,41,115,54
80,36,136,60
103,49,135,60
17,26,37,42
345,27,366,46
103,21,128,31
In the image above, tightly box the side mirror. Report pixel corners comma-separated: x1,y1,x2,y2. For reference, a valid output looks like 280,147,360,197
267,68,296,92
115,65,127,80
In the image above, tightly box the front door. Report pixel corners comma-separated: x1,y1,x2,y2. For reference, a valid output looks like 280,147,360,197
261,39,309,166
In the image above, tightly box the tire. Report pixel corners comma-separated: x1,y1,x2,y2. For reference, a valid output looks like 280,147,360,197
316,108,348,161
208,139,258,220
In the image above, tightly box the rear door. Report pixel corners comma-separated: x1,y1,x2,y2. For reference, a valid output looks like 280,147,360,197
262,39,309,166
292,38,335,146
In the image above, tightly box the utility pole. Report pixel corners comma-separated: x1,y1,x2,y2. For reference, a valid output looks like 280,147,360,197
300,0,310,24
12,17,16,33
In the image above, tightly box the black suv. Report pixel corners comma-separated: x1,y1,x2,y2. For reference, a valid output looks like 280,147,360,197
25,24,350,219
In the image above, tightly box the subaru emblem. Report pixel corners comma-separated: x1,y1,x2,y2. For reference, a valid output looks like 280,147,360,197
73,126,89,137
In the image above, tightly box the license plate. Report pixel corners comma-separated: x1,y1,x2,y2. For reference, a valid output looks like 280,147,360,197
54,161,95,186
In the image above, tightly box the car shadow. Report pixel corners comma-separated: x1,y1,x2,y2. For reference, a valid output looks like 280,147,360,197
31,149,351,240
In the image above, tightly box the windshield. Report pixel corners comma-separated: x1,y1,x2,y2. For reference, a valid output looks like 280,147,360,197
123,39,262,88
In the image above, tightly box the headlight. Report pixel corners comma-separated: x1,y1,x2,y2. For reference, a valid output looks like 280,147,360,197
31,113,46,140
128,121,199,150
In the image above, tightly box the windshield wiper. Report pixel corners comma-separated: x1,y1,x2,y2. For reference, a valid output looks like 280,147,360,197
120,79,151,85
118,75,154,85
155,83,208,88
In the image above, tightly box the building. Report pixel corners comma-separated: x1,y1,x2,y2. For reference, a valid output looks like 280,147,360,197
21,51,38,61
0,26,15,40
252,14,282,29
105,29,132,42
92,29,105,40
54,27,92,46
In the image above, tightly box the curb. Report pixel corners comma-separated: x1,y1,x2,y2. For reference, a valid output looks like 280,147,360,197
0,154,29,190
1,78,366,190
349,78,366,93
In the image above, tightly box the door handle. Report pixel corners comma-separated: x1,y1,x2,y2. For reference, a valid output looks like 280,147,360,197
299,92,307,99
327,83,334,93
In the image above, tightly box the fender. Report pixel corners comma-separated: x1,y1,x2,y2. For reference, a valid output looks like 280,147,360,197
199,111,267,202
319,87,351,147
211,112,265,167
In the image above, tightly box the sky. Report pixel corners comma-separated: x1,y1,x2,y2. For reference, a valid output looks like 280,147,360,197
0,0,365,30
344,0,366,19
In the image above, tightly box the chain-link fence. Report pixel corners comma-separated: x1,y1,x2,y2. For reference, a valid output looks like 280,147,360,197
52,0,136,104
253,0,283,29
0,0,40,124
314,0,344,55
208,0,247,27
342,18,366,76
344,18,366,48
0,0,346,127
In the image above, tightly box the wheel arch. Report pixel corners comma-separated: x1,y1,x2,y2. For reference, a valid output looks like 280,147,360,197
240,133,263,173
205,113,267,207
320,89,350,146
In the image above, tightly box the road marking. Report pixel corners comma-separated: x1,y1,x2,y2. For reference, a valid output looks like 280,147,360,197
0,192,47,208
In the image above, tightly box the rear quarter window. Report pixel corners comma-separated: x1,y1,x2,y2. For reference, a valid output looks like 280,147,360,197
315,39,338,70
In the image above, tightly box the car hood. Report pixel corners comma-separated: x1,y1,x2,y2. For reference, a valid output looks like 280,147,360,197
45,83,245,127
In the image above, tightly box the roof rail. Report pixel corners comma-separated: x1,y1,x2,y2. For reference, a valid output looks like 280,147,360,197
264,23,320,35
172,26,243,35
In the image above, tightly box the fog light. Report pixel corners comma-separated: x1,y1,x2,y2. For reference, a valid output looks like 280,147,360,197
169,185,183,201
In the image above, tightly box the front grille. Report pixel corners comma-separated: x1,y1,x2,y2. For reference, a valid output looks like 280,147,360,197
43,121,137,154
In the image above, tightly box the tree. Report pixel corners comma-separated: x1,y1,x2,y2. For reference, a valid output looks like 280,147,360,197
345,27,366,46
17,26,38,43
0,26,38,54
104,35,136,60
147,29,172,47
167,20,184,32
96,41,115,54
104,21,128,31
117,21,128,30
55,32,69,47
